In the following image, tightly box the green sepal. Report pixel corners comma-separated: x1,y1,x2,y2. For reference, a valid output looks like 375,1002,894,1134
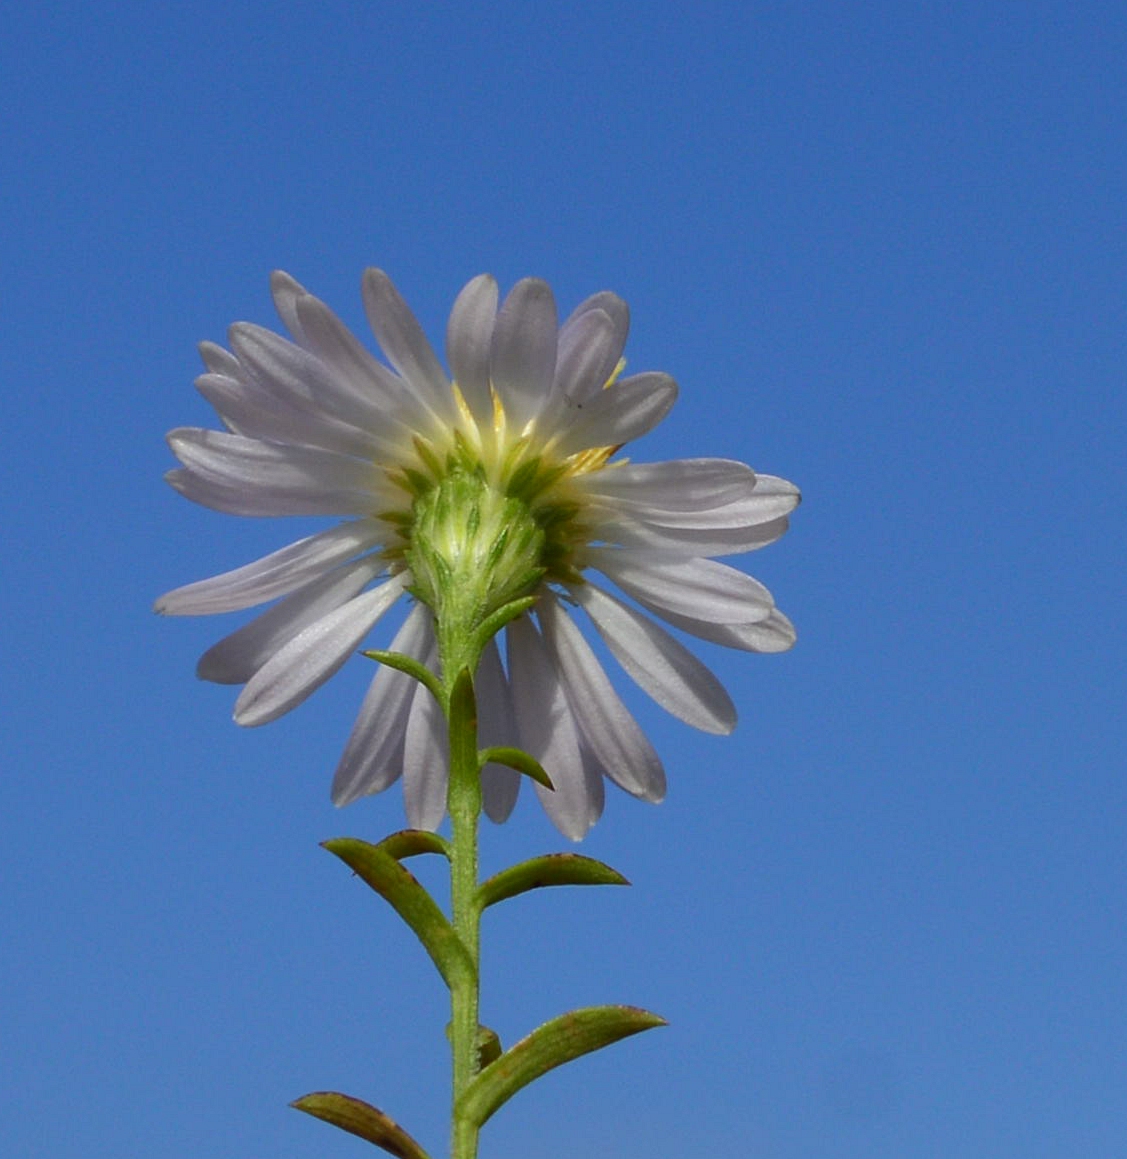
376,828,451,861
478,746,554,790
361,650,444,704
323,838,475,992
477,854,628,910
291,1091,431,1159
456,1005,667,1128
445,1022,503,1070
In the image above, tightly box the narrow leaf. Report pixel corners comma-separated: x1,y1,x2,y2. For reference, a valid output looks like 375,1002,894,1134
477,854,628,909
362,649,443,703
376,828,451,861
456,1005,666,1128
448,665,478,774
324,837,474,991
478,746,554,790
471,594,538,657
292,1091,431,1159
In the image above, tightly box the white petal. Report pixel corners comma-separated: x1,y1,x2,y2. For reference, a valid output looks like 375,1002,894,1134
403,679,449,830
166,428,389,517
195,371,392,461
539,594,665,801
234,575,406,726
362,268,457,422
622,491,799,530
228,323,412,456
157,521,386,616
490,278,557,431
646,605,797,654
573,583,736,735
507,616,597,841
270,270,309,343
196,557,385,684
198,341,243,379
576,458,758,511
476,637,521,823
294,291,436,434
589,508,793,556
550,372,677,456
551,307,625,406
332,606,434,805
579,463,799,528
446,274,498,424
558,290,629,380
587,548,774,625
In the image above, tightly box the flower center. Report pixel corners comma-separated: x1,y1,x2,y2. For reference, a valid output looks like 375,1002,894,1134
393,397,610,678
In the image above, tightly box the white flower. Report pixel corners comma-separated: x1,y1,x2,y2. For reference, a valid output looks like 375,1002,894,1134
158,270,799,840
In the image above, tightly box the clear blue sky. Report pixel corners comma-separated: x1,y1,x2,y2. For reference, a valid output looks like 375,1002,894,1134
3,3,1125,1156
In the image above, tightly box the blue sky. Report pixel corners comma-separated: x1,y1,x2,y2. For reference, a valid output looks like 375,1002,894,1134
3,2,1125,1156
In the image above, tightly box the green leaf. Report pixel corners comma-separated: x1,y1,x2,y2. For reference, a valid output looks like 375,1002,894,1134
477,854,628,909
376,828,451,861
456,1005,666,1128
478,746,554,790
448,666,478,773
292,1091,431,1159
362,649,444,703
323,838,474,992
470,594,538,657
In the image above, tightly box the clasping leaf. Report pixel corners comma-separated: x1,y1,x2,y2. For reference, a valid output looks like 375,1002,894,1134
456,1005,666,1128
477,854,628,910
292,1091,431,1159
323,837,474,992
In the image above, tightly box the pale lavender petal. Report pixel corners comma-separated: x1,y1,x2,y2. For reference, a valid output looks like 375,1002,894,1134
403,679,449,830
198,341,243,379
446,274,499,424
569,737,607,829
550,372,677,456
228,323,411,456
539,594,665,801
610,482,800,530
476,636,521,823
573,583,736,735
362,268,457,422
551,307,625,407
270,270,309,343
332,606,435,805
156,521,386,616
196,557,386,684
586,547,774,625
166,428,390,516
643,605,798,654
575,458,757,511
234,574,407,726
195,371,391,461
490,278,558,431
294,292,436,434
507,616,596,840
558,290,629,379
588,508,793,556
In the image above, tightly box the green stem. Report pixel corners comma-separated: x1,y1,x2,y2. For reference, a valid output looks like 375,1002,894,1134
447,669,483,1159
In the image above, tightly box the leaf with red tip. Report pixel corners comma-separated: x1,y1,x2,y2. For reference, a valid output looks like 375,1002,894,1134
477,854,628,909
292,1091,431,1159
456,1005,666,1127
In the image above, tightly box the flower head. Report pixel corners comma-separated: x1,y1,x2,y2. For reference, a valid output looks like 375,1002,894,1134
158,270,799,839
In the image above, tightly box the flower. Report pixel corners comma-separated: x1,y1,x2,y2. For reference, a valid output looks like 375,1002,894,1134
157,270,799,839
